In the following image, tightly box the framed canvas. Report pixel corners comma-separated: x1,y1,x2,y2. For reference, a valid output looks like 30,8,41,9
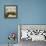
18,24,46,41
4,5,17,18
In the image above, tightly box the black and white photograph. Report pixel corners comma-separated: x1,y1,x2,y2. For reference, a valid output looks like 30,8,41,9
18,25,46,46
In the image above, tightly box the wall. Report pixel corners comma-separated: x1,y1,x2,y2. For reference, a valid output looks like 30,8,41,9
0,0,46,44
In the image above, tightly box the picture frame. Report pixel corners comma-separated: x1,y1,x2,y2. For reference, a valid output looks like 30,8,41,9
4,5,17,18
18,24,46,41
